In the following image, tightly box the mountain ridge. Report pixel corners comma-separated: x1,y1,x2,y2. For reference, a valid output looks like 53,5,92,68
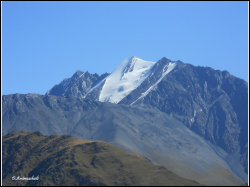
3,56,248,185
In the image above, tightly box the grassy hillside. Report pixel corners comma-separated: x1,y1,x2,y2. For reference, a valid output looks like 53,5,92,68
2,131,202,186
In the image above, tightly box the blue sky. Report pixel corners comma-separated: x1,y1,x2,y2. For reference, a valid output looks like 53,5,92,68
2,1,248,95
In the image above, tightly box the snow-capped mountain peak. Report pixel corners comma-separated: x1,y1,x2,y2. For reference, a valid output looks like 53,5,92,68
46,56,178,104
99,56,156,103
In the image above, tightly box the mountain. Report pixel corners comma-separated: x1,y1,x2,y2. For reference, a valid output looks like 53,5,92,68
45,56,178,104
2,93,245,185
45,56,248,182
96,56,156,103
118,58,248,181
46,70,109,99
3,131,202,186
2,56,248,185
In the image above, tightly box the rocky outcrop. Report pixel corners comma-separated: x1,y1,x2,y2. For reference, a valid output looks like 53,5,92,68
46,70,109,99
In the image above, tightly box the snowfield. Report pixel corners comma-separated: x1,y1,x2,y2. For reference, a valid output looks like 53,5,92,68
99,56,156,103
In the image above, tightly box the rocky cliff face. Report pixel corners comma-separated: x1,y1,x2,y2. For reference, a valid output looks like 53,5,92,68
46,70,109,99
120,59,246,148
118,58,248,179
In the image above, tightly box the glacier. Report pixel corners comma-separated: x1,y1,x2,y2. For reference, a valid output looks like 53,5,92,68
98,56,156,104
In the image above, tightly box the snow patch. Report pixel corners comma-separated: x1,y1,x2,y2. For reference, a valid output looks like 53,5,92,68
62,78,71,88
190,110,196,123
79,72,86,78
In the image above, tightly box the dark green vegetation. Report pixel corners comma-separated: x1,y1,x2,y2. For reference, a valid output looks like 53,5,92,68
2,131,202,186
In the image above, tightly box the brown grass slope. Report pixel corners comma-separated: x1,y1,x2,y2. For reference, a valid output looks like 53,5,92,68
2,131,203,186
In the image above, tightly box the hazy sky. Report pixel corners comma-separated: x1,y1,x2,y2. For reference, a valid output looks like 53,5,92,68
2,1,248,95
